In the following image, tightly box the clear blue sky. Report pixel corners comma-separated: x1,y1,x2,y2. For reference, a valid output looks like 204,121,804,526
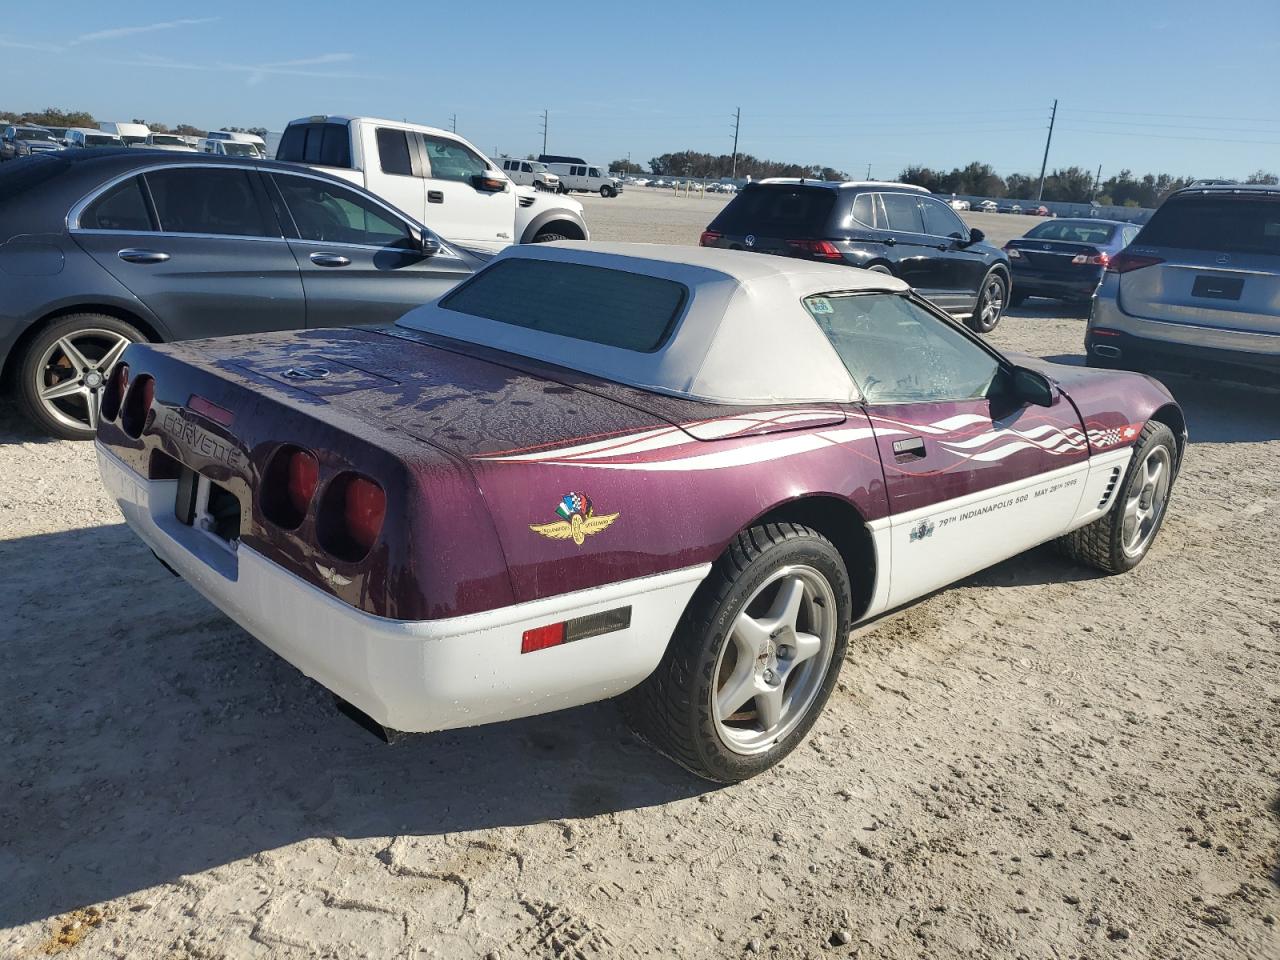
2,0,1277,180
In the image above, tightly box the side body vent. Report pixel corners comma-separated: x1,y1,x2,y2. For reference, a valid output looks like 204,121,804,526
1097,466,1122,509
518,195,535,208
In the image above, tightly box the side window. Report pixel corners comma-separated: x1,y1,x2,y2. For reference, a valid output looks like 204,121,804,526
273,174,412,248
804,293,1000,404
1122,226,1139,245
851,192,875,227
589,167,601,178
421,135,488,182
375,128,414,176
3,127,13,140
275,123,352,168
879,193,925,234
521,162,532,173
80,176,154,231
920,197,967,238
145,168,271,237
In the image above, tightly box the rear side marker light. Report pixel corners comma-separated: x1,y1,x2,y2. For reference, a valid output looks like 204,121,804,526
188,394,234,427
1107,252,1164,274
100,362,129,422
121,374,155,438
520,606,633,654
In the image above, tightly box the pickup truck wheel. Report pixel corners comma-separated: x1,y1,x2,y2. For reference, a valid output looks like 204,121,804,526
1055,420,1177,574
623,522,851,783
531,231,567,243
600,185,614,198
17,313,142,440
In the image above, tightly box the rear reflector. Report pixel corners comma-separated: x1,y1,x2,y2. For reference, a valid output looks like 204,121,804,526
188,394,234,427
1108,251,1164,274
1091,327,1121,337
520,606,632,654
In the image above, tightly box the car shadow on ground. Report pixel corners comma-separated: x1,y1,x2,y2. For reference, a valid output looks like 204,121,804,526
0,400,57,445
1006,300,1090,320
0,522,711,929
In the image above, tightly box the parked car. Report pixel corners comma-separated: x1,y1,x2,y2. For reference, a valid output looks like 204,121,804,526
0,125,61,161
546,162,621,197
205,130,268,154
0,150,483,439
976,199,998,213
1004,218,1140,307
700,179,1012,331
98,122,151,145
1026,205,1050,217
94,242,1185,782
200,138,263,158
143,133,196,152
43,126,70,143
499,157,559,191
1087,183,1280,385
65,128,124,149
276,116,588,252
948,197,970,211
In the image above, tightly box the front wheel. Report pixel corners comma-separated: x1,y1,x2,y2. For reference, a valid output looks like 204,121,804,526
1056,420,1177,573
17,314,143,440
623,522,852,783
968,270,1008,333
600,185,615,198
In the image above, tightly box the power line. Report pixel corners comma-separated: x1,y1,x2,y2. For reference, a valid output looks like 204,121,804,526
1056,126,1280,146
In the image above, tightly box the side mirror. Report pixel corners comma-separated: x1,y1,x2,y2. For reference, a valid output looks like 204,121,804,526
967,227,985,245
1010,366,1058,407
419,230,442,257
471,173,508,193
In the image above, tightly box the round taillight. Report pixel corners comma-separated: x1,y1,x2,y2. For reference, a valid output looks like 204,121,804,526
261,444,318,530
317,473,386,563
100,362,129,422
121,374,155,439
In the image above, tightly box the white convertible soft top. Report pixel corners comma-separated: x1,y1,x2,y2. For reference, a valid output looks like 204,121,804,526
395,241,909,405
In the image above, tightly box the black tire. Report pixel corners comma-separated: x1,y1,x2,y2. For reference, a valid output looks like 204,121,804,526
623,522,852,783
967,269,1008,333
600,185,614,198
17,313,145,441
531,231,567,243
1056,420,1178,574
1009,290,1029,308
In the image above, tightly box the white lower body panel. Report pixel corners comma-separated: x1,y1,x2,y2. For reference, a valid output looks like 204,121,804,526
97,445,708,733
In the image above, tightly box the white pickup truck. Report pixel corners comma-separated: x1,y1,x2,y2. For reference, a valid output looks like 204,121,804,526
276,116,588,252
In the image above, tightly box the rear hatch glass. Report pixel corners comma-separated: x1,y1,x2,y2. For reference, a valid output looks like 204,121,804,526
1138,194,1280,256
709,185,837,238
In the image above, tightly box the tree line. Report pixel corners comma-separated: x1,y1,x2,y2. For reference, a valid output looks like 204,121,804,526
0,106,265,139
620,150,848,182
898,162,1278,207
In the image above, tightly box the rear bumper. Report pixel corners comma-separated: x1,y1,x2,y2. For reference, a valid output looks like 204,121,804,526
97,444,708,734
1010,266,1102,300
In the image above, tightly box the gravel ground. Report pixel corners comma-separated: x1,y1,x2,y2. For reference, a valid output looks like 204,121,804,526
2,191,1278,959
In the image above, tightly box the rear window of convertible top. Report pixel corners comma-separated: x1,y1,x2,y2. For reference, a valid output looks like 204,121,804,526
440,258,688,352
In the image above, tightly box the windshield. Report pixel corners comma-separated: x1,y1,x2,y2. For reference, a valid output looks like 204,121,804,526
120,136,147,145
17,128,55,141
86,134,120,146
1024,221,1118,244
222,142,260,157
709,184,838,237
150,135,186,145
1138,195,1280,256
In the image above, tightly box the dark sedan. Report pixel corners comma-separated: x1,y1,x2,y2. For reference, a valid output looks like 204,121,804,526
1004,218,1141,308
0,149,483,439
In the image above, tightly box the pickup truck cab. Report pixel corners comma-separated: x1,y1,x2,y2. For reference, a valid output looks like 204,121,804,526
277,116,588,252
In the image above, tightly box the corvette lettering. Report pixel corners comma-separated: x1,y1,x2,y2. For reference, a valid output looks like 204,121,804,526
162,411,245,470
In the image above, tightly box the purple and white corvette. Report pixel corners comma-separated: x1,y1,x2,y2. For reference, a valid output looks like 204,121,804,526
95,243,1185,782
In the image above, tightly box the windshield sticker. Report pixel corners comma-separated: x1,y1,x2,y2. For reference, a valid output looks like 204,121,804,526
807,297,833,315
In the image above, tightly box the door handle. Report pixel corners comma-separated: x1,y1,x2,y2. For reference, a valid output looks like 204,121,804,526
309,253,351,267
117,248,170,264
892,436,926,459
427,190,444,204
880,236,896,246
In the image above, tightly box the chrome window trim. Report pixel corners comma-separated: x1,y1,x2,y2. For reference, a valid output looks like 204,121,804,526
72,228,291,244
916,194,968,241
1163,263,1278,278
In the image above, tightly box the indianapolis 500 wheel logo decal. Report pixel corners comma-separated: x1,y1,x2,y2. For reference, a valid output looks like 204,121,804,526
529,492,620,546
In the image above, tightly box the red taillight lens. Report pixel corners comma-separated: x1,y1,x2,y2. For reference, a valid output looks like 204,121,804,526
786,239,843,260
1108,252,1163,274
121,374,154,438
1091,327,1122,337
343,477,386,555
286,450,319,517
699,230,722,247
521,622,566,654
100,362,129,422
1072,252,1111,266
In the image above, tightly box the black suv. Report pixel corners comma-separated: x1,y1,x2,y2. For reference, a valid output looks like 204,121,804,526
701,180,1011,331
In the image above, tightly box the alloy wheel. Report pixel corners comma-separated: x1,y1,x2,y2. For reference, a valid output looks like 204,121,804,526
34,329,131,433
1121,445,1172,558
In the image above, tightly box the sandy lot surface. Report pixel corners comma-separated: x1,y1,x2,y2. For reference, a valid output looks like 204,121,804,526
2,192,1278,959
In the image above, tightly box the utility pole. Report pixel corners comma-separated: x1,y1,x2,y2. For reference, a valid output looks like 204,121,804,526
730,107,741,180
865,162,872,180
1093,163,1103,200
540,108,549,156
450,113,457,133
1036,98,1058,202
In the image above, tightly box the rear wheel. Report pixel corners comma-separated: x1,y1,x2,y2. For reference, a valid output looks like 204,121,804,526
532,230,567,243
1056,420,1177,573
623,522,852,783
968,270,1008,332
17,314,143,440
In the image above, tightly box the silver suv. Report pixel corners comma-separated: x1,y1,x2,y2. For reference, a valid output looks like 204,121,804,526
1087,184,1279,385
